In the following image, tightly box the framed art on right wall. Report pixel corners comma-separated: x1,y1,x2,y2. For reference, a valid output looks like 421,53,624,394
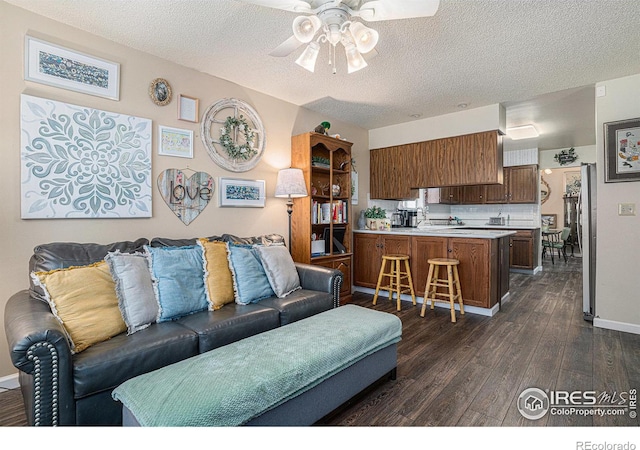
604,117,640,182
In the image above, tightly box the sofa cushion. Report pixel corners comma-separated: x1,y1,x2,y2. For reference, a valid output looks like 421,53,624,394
105,252,158,334
73,321,198,398
227,244,275,305
198,240,235,310
176,303,280,353
259,289,333,325
145,245,208,322
29,238,149,301
31,261,127,353
254,245,301,298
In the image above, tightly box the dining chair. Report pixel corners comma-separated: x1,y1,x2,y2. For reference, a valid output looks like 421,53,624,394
542,227,570,264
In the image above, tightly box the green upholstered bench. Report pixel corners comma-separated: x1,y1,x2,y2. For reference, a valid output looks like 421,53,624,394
112,305,401,426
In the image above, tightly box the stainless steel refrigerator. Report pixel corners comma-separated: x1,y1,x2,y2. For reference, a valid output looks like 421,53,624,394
579,163,597,321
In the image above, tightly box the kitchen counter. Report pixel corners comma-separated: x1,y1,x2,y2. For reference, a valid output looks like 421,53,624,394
354,227,517,239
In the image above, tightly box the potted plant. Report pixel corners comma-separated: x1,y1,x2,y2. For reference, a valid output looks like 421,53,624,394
364,206,389,231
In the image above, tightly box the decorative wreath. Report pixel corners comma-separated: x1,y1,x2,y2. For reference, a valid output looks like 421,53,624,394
218,115,256,161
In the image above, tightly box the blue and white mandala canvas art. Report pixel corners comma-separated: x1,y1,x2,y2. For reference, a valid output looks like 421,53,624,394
21,94,152,218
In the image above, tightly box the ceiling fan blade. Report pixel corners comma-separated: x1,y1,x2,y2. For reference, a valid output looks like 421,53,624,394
353,0,440,22
269,35,305,57
234,0,313,14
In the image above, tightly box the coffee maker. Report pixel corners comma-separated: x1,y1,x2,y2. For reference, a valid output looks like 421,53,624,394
400,210,418,227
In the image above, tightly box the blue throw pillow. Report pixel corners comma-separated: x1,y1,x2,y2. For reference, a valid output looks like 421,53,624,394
145,245,208,322
227,243,275,305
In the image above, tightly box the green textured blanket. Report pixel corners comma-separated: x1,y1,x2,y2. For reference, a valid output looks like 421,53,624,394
112,304,402,426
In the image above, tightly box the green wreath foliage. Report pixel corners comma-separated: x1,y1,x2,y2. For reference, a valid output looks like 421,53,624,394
218,115,256,161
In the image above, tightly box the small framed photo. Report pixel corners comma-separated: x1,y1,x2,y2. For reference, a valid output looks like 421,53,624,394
158,126,193,158
24,36,120,100
149,78,172,106
178,94,199,123
541,214,557,228
219,177,265,208
604,117,640,183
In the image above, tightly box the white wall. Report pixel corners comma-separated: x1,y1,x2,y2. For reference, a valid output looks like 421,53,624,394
539,144,597,169
0,2,369,377
368,103,506,149
593,73,640,333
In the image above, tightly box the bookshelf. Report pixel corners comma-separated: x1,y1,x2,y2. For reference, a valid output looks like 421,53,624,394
291,132,352,304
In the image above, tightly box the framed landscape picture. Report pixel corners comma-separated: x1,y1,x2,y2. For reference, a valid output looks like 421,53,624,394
218,178,265,207
24,36,120,100
604,117,640,183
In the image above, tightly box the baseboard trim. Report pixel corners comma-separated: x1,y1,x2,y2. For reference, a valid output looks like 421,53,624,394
593,318,640,335
353,286,502,317
0,373,19,390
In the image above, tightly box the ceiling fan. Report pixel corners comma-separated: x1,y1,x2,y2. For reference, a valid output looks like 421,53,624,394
237,0,440,74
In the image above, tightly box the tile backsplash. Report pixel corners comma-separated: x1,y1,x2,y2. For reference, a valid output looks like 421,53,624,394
366,194,541,228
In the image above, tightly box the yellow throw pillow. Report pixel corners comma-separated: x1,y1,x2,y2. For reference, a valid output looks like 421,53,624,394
32,261,127,353
198,239,235,310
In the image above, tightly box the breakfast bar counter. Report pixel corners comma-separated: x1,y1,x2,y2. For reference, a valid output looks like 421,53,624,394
353,227,515,314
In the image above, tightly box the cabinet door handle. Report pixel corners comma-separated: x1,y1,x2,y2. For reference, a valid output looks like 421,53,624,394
448,248,452,253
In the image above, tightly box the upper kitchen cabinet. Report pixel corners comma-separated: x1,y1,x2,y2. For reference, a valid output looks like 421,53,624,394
485,164,538,204
370,130,503,199
370,144,420,199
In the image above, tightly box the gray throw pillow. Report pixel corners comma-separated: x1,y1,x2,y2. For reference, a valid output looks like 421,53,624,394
254,245,301,298
105,251,158,334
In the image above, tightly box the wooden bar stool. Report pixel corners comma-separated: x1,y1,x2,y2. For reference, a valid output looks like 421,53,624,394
421,258,464,323
373,254,416,311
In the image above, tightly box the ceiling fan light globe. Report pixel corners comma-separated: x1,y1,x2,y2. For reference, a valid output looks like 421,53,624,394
292,15,321,43
295,41,320,72
345,44,367,73
349,21,379,54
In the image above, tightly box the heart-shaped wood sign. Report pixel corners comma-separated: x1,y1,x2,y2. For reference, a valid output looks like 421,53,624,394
157,169,214,225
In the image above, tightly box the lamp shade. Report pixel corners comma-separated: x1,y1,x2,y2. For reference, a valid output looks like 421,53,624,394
295,41,320,72
349,21,379,54
275,168,308,198
345,43,367,74
292,15,322,43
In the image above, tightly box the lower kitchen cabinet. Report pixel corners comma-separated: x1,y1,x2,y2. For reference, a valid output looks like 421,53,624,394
354,232,506,309
353,233,410,288
316,255,352,305
411,236,500,308
509,229,540,270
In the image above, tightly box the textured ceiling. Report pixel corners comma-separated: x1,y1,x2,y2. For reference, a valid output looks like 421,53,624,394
7,0,640,150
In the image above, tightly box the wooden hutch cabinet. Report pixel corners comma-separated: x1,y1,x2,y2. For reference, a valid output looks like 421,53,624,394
290,132,353,304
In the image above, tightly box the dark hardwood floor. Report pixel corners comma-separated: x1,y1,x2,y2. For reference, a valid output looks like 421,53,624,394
1,255,638,427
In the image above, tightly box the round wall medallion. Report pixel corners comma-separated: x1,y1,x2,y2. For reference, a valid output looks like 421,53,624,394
149,78,172,106
200,98,266,172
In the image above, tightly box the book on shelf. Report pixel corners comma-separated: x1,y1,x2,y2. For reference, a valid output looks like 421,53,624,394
311,200,348,224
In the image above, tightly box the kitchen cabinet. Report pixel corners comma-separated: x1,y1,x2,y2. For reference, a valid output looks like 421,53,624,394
439,186,462,204
290,132,353,304
353,233,411,288
461,185,486,204
410,236,499,308
370,144,419,200
316,255,352,305
485,165,538,204
355,232,505,309
370,130,504,199
509,229,540,270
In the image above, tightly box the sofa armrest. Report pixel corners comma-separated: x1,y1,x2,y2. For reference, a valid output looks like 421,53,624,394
4,290,75,425
295,263,343,308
